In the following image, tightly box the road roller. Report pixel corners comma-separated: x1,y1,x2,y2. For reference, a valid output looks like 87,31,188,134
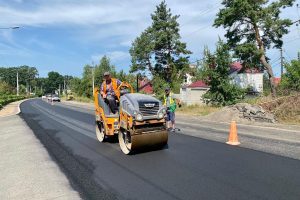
94,82,168,154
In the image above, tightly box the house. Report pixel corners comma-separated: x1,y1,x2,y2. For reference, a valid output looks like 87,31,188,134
184,62,264,93
182,64,197,85
229,62,264,93
180,80,209,105
274,77,281,86
138,78,153,94
179,62,265,105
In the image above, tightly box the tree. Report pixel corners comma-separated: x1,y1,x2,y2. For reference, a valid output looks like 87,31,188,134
0,66,38,94
116,70,127,82
214,0,295,97
81,65,93,98
94,56,117,87
280,59,300,92
46,71,63,93
0,81,14,95
69,77,83,96
130,0,191,88
201,40,245,106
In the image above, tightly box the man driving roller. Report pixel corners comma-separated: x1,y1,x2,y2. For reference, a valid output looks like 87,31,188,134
100,72,122,114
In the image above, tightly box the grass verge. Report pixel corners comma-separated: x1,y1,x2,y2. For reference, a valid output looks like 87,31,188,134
176,104,221,116
61,95,94,103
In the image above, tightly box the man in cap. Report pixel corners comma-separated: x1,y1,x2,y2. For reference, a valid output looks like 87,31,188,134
163,87,177,132
100,72,122,114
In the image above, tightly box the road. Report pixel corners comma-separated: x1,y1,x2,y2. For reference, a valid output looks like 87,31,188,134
20,99,300,200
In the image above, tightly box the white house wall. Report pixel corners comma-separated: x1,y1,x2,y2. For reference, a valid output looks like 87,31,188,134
231,73,263,93
183,73,194,85
180,88,208,105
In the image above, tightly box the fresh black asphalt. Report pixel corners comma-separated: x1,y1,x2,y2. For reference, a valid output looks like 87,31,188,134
20,99,300,200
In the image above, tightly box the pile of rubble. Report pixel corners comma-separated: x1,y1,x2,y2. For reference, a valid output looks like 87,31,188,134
234,103,276,123
205,103,276,123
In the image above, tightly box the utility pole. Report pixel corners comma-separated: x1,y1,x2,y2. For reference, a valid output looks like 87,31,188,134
280,48,284,76
16,71,19,96
136,74,139,92
64,78,66,95
59,84,61,96
298,52,300,61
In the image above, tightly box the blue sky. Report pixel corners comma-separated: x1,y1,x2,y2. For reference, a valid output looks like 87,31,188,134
0,0,299,78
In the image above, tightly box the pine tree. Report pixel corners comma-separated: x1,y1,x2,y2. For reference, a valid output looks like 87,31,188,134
201,40,245,106
130,1,191,87
214,0,295,97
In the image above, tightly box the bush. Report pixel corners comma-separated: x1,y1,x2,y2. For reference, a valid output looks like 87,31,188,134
278,59,300,94
200,40,246,106
0,95,26,109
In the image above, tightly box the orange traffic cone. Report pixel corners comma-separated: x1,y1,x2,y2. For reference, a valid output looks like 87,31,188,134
226,121,240,145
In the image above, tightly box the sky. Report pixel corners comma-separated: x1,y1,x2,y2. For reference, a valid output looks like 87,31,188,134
0,0,299,78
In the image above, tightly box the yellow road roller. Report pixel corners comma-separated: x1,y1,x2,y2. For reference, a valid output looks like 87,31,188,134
94,82,168,154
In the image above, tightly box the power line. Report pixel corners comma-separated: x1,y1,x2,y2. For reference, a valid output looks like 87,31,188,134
283,49,293,62
180,4,221,28
182,24,212,37
181,4,222,37
270,57,281,65
285,37,300,44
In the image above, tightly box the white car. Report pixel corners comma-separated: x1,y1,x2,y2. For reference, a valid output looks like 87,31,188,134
51,95,61,102
42,95,46,99
47,94,52,101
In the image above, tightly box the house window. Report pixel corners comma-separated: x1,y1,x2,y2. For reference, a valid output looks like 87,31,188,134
183,75,187,83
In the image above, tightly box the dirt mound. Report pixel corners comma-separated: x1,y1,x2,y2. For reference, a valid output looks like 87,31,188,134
260,94,300,124
204,103,276,123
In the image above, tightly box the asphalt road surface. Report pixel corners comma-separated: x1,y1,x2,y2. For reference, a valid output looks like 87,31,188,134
20,99,300,200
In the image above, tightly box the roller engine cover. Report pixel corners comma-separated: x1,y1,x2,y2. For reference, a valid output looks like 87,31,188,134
120,93,163,119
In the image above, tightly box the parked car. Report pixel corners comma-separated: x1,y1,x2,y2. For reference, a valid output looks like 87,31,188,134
47,94,52,101
51,94,61,102
42,95,46,99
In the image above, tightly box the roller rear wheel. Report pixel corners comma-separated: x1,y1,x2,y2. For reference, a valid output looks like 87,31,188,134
95,122,106,142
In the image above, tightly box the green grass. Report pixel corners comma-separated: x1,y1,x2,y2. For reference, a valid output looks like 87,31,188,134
72,95,94,103
240,95,274,105
176,104,221,116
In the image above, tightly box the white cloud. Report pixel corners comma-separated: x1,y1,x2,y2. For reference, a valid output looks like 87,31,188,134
0,0,298,76
91,51,129,63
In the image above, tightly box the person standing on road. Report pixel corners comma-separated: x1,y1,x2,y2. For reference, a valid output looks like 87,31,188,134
100,72,122,114
164,87,177,132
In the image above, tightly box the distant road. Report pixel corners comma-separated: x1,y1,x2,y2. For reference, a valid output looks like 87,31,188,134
20,99,300,200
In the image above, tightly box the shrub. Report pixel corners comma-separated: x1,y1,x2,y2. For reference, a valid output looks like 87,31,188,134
0,95,26,109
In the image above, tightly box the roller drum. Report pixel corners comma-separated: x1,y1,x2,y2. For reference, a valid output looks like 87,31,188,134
119,128,168,154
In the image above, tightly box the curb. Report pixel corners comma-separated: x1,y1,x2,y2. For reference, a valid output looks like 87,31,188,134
0,98,33,118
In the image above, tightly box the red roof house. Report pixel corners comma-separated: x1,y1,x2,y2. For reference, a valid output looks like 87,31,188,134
273,77,281,86
187,80,209,88
230,62,263,74
138,79,153,94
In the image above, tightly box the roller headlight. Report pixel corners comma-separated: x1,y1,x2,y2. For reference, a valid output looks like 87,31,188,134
157,108,166,119
136,113,143,121
158,112,164,119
